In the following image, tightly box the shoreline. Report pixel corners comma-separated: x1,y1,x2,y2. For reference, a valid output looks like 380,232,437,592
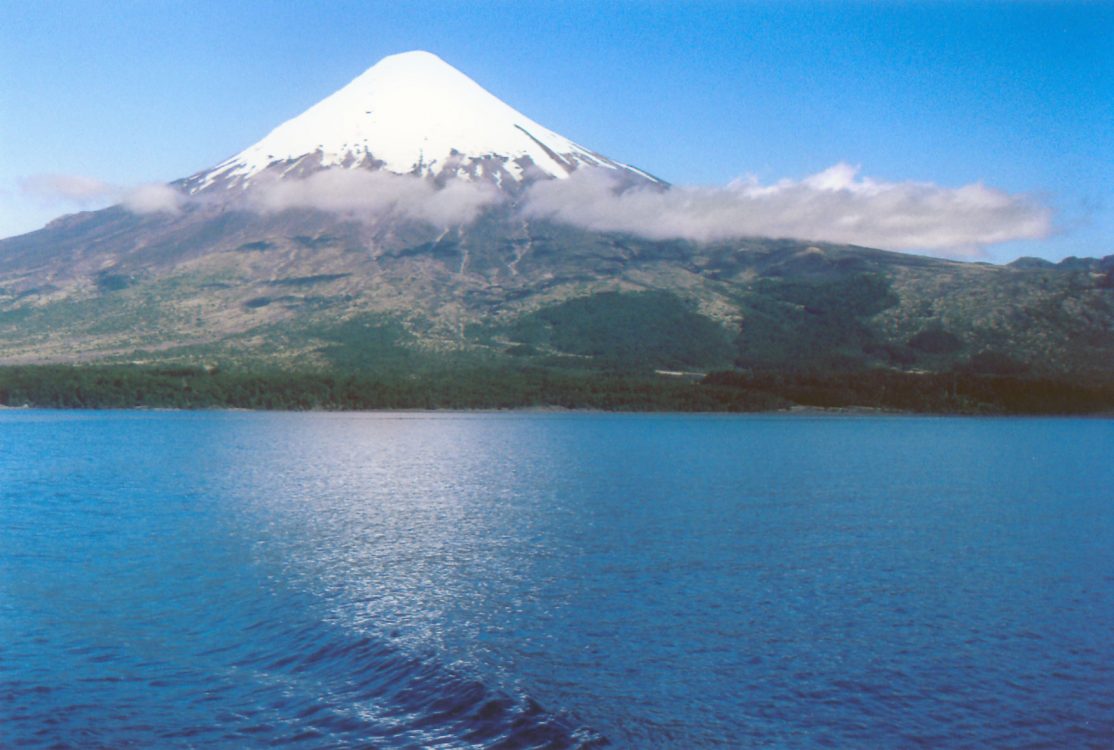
3,363,1112,416
2,403,1110,418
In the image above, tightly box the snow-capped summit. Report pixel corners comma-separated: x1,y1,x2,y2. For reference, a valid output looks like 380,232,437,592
188,50,657,193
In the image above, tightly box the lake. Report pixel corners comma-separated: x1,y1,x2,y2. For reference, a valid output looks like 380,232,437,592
1,411,1111,748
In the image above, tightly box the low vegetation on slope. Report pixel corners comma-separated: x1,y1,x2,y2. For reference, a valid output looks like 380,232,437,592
499,291,735,370
1,206,1111,412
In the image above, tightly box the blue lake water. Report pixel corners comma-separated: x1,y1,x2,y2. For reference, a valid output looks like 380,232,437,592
1,411,1112,749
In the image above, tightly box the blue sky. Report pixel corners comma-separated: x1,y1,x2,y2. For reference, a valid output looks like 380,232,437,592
1,0,1110,262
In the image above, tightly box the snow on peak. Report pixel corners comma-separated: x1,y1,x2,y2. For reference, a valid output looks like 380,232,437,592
192,50,655,192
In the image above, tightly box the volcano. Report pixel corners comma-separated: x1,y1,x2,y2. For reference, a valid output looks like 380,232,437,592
185,50,658,195
0,51,1109,402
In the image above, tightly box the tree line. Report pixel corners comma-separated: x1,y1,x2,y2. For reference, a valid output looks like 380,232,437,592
1,364,1111,414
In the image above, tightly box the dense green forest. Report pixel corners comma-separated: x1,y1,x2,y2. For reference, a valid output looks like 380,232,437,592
1,364,1111,414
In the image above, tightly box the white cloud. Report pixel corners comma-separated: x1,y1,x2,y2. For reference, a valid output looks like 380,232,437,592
18,173,118,205
14,165,1054,257
522,164,1053,257
250,169,503,227
123,183,184,214
18,173,186,216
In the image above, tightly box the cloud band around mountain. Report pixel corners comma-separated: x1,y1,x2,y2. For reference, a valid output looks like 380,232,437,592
246,163,1051,257
521,164,1052,257
19,164,1052,257
248,169,503,227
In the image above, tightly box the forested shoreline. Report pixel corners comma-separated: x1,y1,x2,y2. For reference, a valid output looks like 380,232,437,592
1,364,1111,415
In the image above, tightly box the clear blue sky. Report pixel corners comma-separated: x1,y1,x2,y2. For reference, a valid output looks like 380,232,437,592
1,0,1110,262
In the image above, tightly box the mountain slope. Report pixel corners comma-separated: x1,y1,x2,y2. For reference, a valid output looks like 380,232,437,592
0,51,1110,395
